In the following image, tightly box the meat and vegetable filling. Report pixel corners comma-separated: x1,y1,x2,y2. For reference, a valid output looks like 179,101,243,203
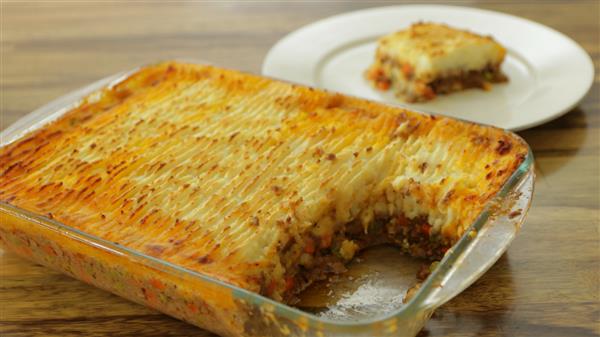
276,213,450,303
367,62,507,102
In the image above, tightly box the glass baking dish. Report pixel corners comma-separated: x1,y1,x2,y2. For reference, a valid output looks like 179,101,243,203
0,61,534,337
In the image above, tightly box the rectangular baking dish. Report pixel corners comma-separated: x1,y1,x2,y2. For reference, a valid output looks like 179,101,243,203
0,61,534,337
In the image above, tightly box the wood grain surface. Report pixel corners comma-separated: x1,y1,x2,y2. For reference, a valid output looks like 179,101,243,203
1,1,598,337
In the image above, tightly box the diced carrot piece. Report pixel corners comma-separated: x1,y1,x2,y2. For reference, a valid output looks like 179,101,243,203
285,276,295,292
397,215,409,227
421,224,431,236
144,289,157,304
304,238,316,254
376,80,391,91
320,233,333,248
266,280,277,296
366,67,384,81
187,302,199,313
149,278,165,290
401,63,413,77
422,86,436,100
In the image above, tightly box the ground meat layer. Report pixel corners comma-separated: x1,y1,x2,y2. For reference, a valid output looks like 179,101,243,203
429,65,507,95
279,214,451,303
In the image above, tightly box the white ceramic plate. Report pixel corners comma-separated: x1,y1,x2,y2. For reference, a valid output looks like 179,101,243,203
262,5,594,131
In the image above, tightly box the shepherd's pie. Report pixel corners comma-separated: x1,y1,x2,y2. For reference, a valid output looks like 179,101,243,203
0,62,527,302
366,22,508,102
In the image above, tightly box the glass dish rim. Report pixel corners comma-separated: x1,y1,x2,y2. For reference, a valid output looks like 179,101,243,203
0,59,534,328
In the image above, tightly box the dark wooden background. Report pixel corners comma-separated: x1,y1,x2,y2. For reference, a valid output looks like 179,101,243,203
1,1,598,336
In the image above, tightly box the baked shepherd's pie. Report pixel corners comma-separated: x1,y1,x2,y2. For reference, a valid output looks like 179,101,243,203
0,62,527,303
366,22,508,102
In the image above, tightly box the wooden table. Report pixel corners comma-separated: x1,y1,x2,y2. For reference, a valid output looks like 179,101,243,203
1,1,598,336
